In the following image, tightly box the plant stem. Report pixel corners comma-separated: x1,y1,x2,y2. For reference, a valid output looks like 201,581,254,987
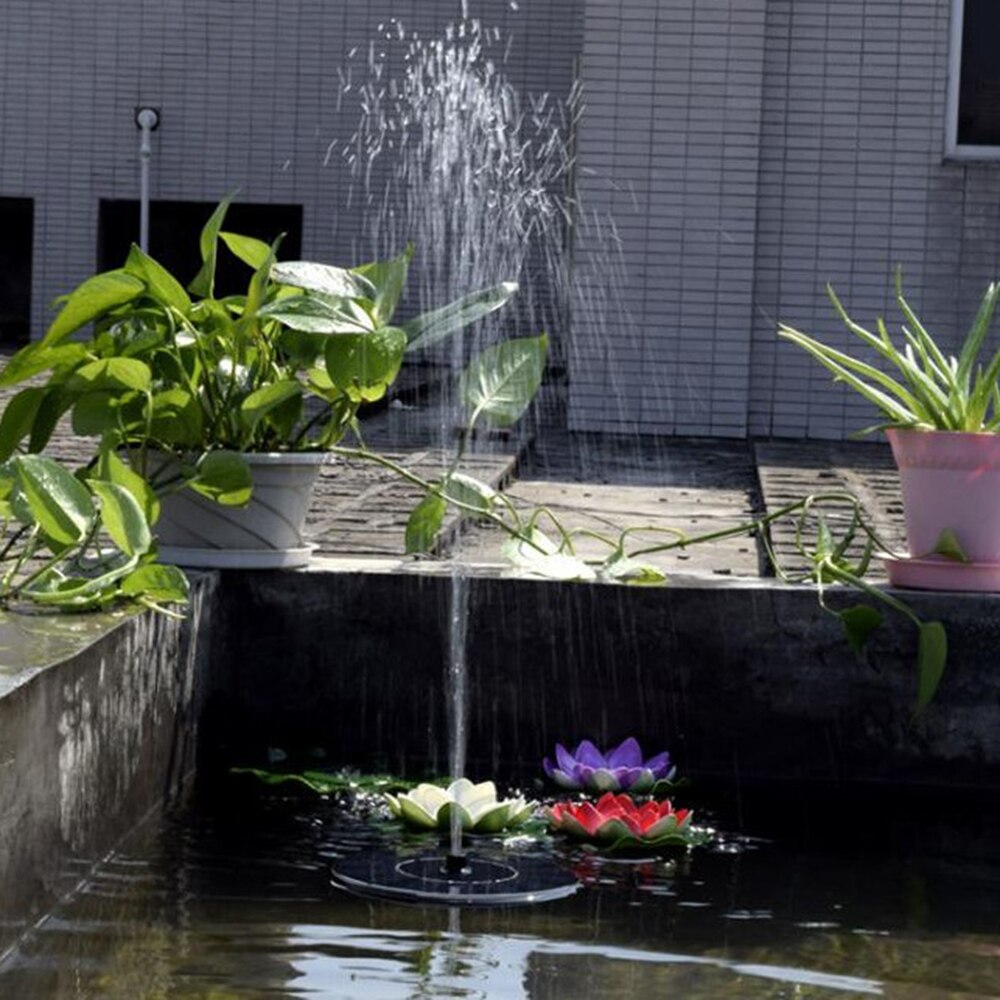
330,445,550,555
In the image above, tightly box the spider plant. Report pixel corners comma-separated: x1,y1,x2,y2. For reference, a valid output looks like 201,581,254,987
779,271,1000,434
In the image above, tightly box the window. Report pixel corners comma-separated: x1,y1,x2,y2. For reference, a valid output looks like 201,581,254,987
98,200,303,297
0,197,33,346
947,0,1000,157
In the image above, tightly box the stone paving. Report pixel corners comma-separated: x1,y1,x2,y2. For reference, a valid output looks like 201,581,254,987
0,353,906,576
453,430,904,579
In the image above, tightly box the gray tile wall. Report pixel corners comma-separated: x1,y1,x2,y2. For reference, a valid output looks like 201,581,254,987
0,0,580,342
570,0,1000,439
569,0,768,436
747,0,998,440
6,0,1000,440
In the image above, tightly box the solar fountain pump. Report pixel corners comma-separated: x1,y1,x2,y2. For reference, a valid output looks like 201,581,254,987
330,778,579,906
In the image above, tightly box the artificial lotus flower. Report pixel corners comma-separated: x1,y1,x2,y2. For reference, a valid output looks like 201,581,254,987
384,778,534,834
548,792,697,848
543,737,675,793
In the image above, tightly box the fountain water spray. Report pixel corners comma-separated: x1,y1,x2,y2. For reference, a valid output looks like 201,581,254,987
329,14,631,905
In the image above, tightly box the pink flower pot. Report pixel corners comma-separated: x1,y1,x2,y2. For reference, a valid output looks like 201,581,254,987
886,429,1000,562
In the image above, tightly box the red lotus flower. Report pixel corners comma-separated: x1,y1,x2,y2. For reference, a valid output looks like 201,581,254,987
548,792,695,846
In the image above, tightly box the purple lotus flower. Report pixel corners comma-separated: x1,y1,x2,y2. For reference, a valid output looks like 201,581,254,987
543,738,675,793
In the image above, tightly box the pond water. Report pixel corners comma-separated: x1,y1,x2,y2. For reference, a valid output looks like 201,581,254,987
2,781,999,999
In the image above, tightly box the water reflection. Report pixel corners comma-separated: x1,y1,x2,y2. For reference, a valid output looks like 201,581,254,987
3,790,1000,999
282,923,883,999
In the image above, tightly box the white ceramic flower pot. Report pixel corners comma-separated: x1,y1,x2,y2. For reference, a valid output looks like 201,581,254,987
154,452,328,569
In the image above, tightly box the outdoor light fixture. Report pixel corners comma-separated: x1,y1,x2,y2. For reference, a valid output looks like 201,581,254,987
134,106,161,132
134,107,161,251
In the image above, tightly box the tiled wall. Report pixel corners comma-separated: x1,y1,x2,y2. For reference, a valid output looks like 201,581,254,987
570,0,1000,439
6,0,1000,439
569,0,768,436
0,0,580,342
747,0,991,439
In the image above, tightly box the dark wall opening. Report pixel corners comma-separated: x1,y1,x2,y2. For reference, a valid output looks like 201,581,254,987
0,197,34,346
98,200,304,298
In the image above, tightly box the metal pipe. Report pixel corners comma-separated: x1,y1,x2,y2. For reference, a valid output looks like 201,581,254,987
135,107,160,252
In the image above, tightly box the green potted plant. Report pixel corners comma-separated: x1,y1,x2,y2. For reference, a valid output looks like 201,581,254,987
0,452,187,613
0,195,525,568
779,272,1000,591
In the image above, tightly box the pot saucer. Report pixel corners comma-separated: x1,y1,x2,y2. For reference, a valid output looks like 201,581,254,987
883,555,1000,592
158,544,315,569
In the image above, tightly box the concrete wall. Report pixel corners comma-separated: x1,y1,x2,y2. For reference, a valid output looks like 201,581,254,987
0,574,216,959
202,566,1000,794
569,0,1000,439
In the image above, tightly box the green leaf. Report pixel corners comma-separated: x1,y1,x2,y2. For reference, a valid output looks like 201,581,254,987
914,621,948,717
188,192,236,298
814,514,834,561
270,260,374,299
956,281,999,388
70,358,152,393
0,341,90,388
264,388,303,442
0,386,47,461
404,281,519,351
189,451,252,506
242,235,282,321
219,231,273,270
124,244,192,313
71,391,121,436
778,325,925,427
930,528,969,563
325,327,407,403
12,454,96,548
838,604,883,654
148,388,204,448
278,328,326,368
0,464,15,519
405,493,447,553
241,380,303,430
22,575,126,608
22,550,141,607
233,768,344,794
90,480,152,557
352,245,413,325
28,387,78,454
94,448,160,524
121,563,190,603
231,767,419,795
259,294,374,334
43,269,145,346
442,472,496,515
460,334,547,427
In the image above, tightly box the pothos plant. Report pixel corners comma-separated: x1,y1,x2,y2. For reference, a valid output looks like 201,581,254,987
0,452,187,614
0,192,521,506
0,197,945,708
371,395,947,716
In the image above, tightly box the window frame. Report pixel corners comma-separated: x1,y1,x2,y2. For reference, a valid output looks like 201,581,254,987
946,0,1000,159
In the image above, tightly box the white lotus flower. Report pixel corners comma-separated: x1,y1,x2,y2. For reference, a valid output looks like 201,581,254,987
385,778,534,833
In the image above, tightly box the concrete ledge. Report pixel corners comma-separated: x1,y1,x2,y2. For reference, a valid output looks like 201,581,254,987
202,565,1000,793
0,573,218,959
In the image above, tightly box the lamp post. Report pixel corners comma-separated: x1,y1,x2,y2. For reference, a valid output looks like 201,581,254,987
134,107,160,252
